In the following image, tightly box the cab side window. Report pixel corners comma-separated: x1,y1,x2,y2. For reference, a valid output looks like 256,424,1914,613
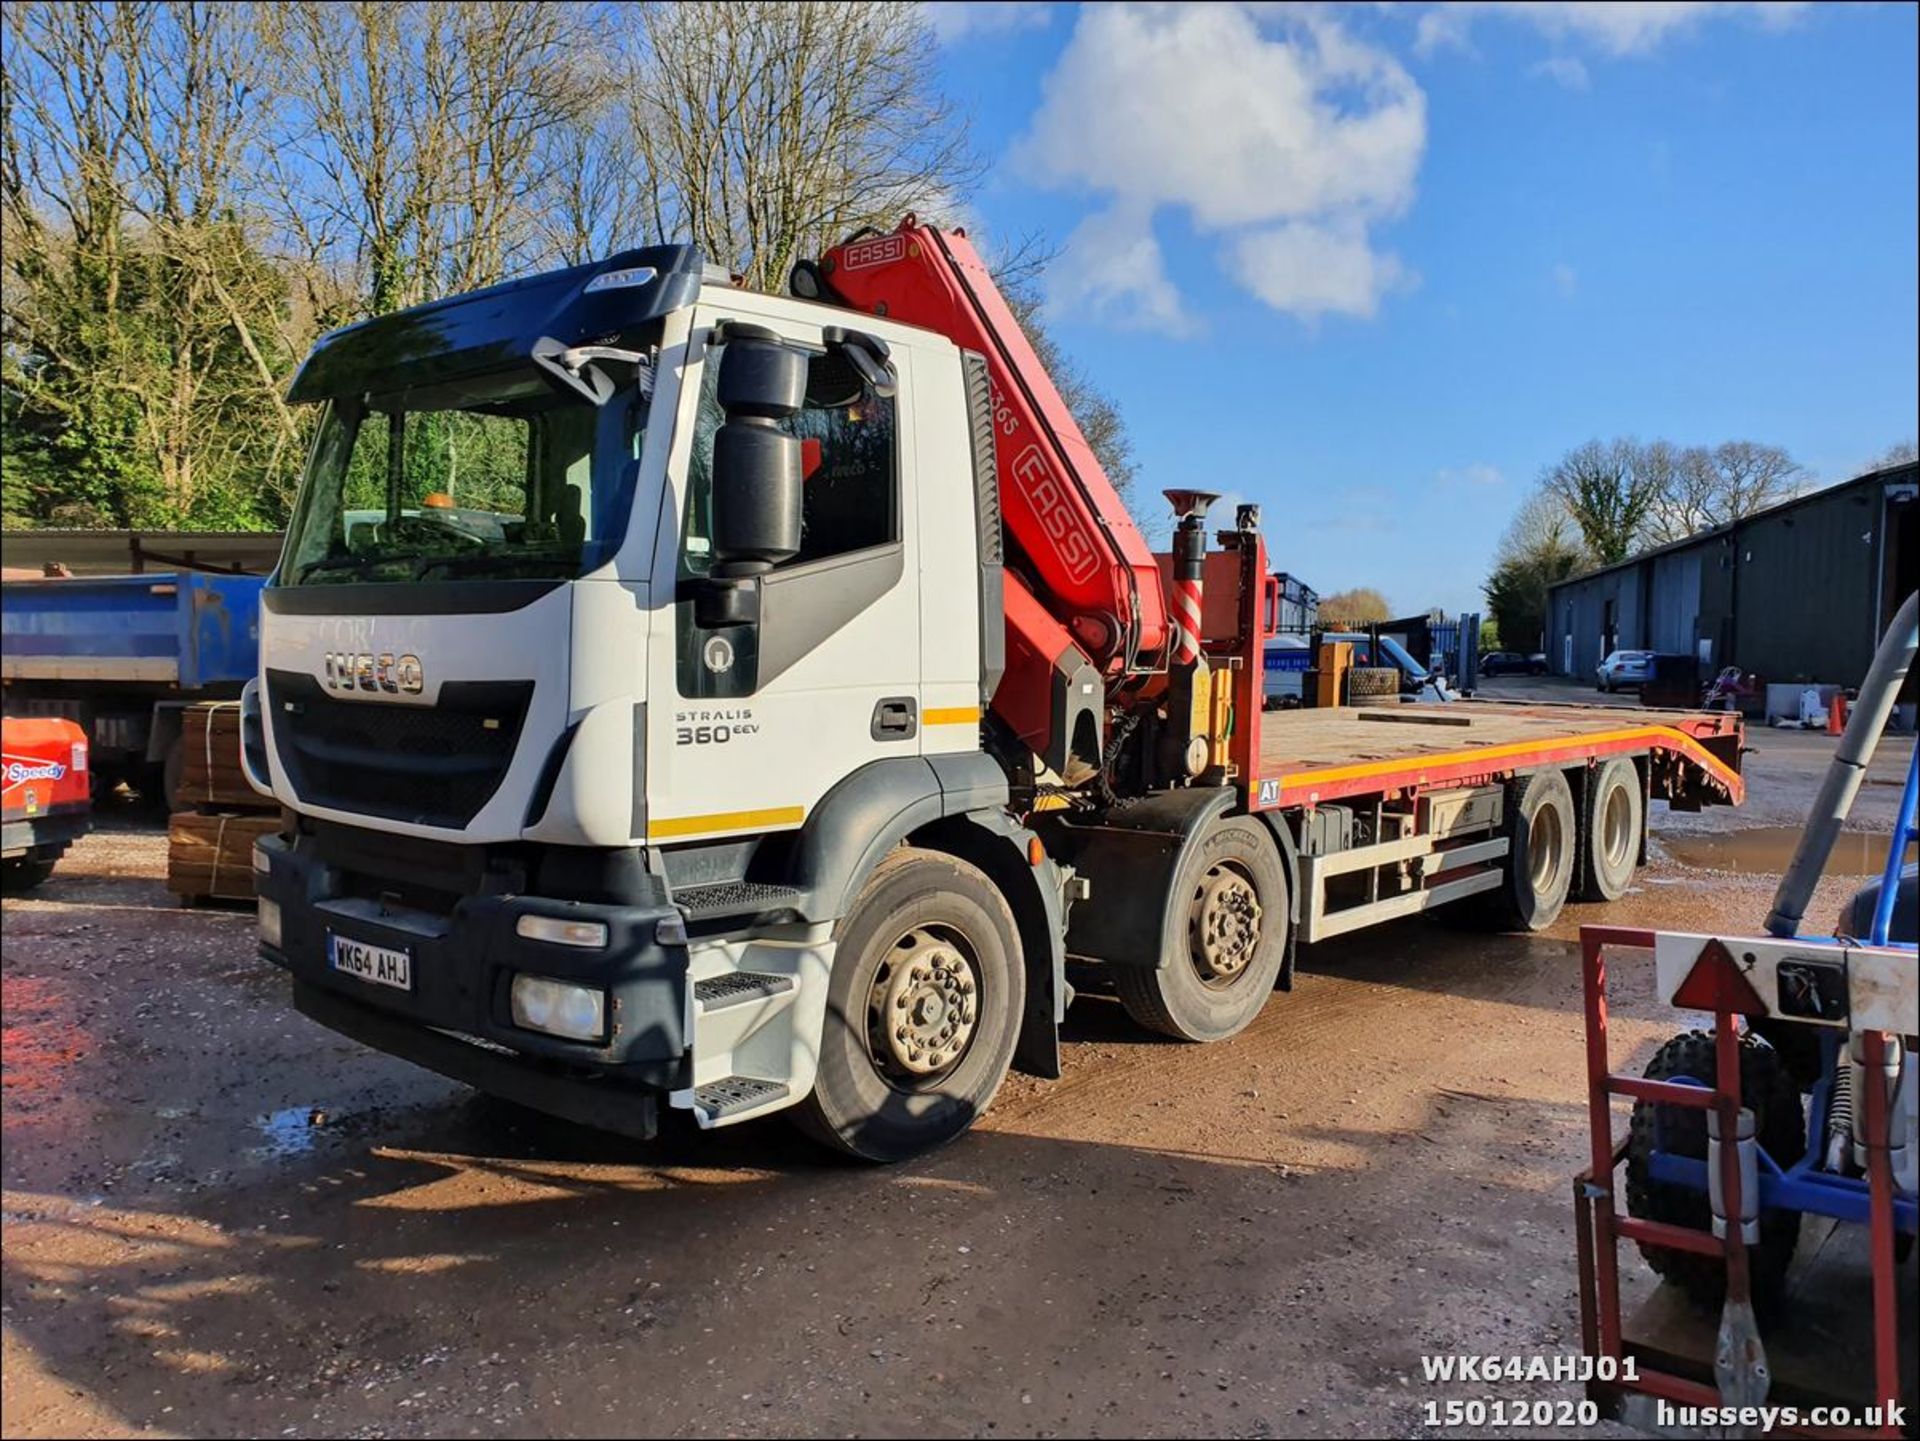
680,342,898,578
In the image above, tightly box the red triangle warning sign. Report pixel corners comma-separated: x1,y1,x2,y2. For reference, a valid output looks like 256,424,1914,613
1670,937,1768,1017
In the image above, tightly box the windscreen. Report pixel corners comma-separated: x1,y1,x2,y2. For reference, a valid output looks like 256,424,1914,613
280,364,649,587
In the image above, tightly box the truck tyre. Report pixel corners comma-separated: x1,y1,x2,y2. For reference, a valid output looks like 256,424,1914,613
1112,816,1288,1043
1579,757,1642,902
1347,667,1400,702
796,849,1024,1163
1481,769,1576,931
3,856,57,892
1625,1030,1804,1306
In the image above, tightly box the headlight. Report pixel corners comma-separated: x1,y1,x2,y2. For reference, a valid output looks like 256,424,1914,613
515,914,608,949
510,975,607,1042
258,897,282,948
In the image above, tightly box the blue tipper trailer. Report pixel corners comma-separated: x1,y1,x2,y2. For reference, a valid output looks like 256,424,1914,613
1,571,267,795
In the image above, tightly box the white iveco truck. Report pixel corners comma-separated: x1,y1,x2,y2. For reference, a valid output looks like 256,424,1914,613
246,219,1743,1161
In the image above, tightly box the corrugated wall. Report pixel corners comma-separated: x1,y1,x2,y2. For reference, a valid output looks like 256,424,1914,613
1545,471,1908,686
1647,547,1703,656
1731,481,1882,683
1548,564,1648,679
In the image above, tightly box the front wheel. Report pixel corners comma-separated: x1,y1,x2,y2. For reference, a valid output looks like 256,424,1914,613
1113,816,1288,1043
796,850,1024,1163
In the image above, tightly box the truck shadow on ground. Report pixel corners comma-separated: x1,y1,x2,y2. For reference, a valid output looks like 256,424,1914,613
2,1079,1608,1439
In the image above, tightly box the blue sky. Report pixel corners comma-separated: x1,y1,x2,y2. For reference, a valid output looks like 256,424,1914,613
924,2,1919,615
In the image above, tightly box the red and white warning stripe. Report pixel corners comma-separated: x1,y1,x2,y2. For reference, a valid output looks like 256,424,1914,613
1172,577,1203,666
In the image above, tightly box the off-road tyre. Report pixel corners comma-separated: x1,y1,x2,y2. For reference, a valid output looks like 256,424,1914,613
1625,1030,1805,1307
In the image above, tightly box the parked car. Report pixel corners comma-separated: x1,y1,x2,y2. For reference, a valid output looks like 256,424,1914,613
1481,650,1549,677
1595,649,1655,692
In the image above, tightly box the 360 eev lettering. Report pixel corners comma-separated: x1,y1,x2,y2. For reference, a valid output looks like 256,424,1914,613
675,706,759,746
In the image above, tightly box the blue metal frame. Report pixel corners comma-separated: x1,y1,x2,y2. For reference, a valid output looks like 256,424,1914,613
1647,739,1918,1234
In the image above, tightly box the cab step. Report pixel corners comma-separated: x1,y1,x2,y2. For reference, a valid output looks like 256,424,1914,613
674,881,807,922
694,972,795,1012
692,1075,790,1121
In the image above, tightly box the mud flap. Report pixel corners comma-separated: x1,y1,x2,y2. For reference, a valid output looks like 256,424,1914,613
1042,788,1237,968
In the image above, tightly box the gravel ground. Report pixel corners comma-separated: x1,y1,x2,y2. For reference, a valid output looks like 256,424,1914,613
3,712,1913,1439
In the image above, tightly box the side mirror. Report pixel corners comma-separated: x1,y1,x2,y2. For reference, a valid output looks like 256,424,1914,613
699,325,806,624
711,326,806,571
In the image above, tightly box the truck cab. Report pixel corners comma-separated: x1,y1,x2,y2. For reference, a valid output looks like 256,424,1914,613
249,245,1024,1159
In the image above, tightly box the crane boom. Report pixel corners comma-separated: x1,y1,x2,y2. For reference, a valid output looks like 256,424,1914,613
814,218,1171,770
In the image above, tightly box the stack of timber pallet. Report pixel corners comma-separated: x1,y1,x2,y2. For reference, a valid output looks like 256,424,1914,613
167,701,278,904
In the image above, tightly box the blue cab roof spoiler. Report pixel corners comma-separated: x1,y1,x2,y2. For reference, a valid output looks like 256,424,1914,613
285,244,705,405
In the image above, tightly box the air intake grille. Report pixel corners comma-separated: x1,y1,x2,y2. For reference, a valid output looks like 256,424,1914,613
265,669,533,829
961,349,1003,563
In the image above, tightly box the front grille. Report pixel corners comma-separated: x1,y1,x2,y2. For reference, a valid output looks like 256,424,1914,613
266,670,533,829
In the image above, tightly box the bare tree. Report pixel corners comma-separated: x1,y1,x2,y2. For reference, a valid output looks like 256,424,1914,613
1870,440,1916,470
625,1,979,291
1483,489,1589,651
436,1,598,294
264,1,592,314
3,1,297,523
1541,438,1662,565
1643,440,1803,544
535,55,650,267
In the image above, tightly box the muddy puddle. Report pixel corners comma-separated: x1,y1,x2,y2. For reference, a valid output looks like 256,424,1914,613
1656,825,1914,877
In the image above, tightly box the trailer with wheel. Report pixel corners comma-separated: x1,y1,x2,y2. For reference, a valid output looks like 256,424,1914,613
1573,592,1916,1432
243,215,1745,1162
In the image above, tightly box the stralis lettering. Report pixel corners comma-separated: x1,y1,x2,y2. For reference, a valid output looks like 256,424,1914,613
675,707,758,746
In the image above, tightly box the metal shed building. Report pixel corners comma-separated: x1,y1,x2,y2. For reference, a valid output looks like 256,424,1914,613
1545,462,1918,686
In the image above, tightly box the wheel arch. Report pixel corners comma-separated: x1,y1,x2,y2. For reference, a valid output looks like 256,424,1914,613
1041,787,1243,971
790,752,1009,924
786,754,1069,1079
906,811,1069,1080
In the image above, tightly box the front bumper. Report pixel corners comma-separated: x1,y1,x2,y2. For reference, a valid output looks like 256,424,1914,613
256,831,690,1136
2,807,90,860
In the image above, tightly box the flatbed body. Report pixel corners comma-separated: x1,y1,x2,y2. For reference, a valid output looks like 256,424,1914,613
1253,701,1743,810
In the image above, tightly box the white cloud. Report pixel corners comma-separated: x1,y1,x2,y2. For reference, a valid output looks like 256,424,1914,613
1552,261,1578,297
1017,5,1426,330
1530,55,1591,89
1224,219,1413,322
1417,3,1806,59
922,2,1053,45
1047,203,1199,336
